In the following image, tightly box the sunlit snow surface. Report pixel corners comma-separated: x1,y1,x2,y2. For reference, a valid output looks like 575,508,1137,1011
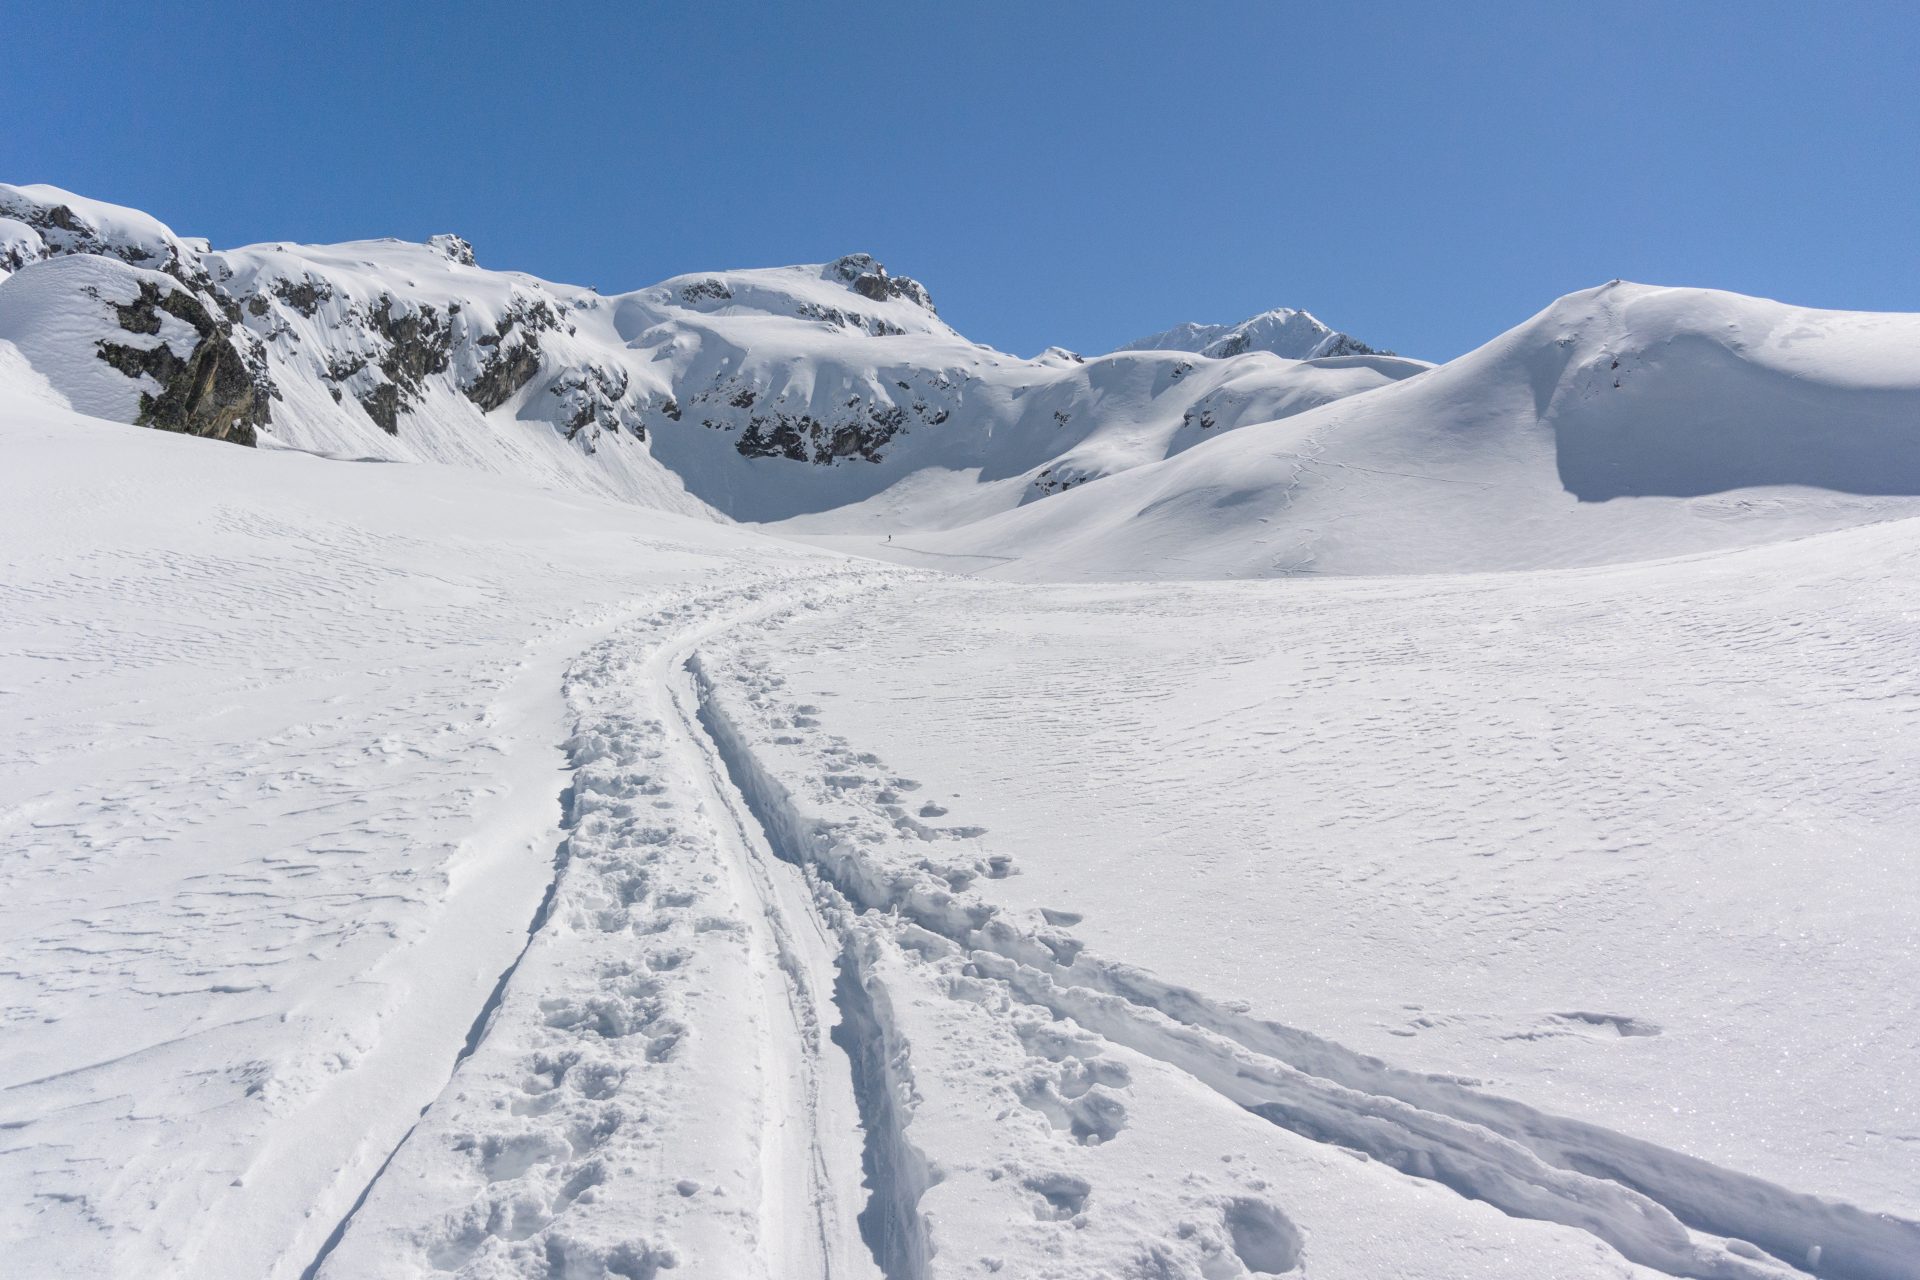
2,183,1919,1279
3,386,1916,1279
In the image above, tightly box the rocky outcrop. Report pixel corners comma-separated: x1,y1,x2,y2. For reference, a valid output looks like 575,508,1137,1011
1121,308,1388,361
428,233,475,266
733,400,912,464
0,186,205,287
830,254,936,314
461,293,567,411
550,365,649,446
358,382,402,434
93,278,271,445
679,278,732,304
269,275,334,317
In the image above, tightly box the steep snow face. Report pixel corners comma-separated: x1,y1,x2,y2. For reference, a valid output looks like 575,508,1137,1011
1119,305,1387,359
873,281,1920,578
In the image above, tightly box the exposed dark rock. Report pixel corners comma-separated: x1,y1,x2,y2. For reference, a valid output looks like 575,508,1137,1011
1315,332,1388,358
548,365,643,441
465,340,542,411
467,343,541,412
270,276,334,317
462,295,563,411
0,189,203,287
92,278,271,445
736,414,812,462
795,301,907,336
368,295,450,396
733,398,910,465
359,382,402,434
829,253,936,314
325,354,368,382
680,278,733,304
428,233,475,266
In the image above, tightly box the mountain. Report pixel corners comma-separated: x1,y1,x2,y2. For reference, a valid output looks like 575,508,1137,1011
0,183,1418,523
5,182,1919,582
1117,306,1386,360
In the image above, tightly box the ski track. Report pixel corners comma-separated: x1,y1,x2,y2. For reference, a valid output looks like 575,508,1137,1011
311,568,895,1280
666,593,1920,1280
11,533,1913,1278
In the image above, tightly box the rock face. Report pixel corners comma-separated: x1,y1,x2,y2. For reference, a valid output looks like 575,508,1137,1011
94,277,271,444
830,253,936,313
0,186,276,445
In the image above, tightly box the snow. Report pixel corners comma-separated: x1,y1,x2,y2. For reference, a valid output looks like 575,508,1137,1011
3,188,1918,1280
849,282,1920,578
1118,307,1387,360
0,254,190,421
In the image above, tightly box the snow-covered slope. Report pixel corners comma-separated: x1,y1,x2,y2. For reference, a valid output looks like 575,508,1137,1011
6,388,1914,1280
864,281,1920,578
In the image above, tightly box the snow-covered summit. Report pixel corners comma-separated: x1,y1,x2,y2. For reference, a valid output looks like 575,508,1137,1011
1119,305,1387,360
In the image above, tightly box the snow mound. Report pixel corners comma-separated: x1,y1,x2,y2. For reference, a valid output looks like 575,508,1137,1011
884,282,1920,578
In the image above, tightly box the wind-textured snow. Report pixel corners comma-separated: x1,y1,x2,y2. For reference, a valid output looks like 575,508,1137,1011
2,183,1918,1280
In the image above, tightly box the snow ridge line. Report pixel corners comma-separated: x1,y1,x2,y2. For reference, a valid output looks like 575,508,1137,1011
688,655,938,1280
686,656,1920,1280
296,1115,424,1280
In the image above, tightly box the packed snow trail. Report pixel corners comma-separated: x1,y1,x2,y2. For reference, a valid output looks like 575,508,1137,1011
0,402,844,1280
309,570,904,1279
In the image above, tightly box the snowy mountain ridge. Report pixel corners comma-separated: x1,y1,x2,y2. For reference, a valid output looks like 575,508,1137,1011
0,182,1415,523
4,181,1920,580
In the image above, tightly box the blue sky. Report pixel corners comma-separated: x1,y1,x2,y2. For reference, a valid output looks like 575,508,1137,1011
4,2,1915,360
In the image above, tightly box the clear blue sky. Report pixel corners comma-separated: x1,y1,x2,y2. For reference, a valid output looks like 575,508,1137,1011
4,2,1915,360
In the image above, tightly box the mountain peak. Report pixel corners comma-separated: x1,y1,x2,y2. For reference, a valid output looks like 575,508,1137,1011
827,253,935,314
1118,305,1385,361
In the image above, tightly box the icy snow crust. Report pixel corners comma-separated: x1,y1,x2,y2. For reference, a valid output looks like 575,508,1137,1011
3,184,1920,1280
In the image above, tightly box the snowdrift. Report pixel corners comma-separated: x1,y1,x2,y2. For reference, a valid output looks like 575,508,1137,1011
879,282,1920,578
